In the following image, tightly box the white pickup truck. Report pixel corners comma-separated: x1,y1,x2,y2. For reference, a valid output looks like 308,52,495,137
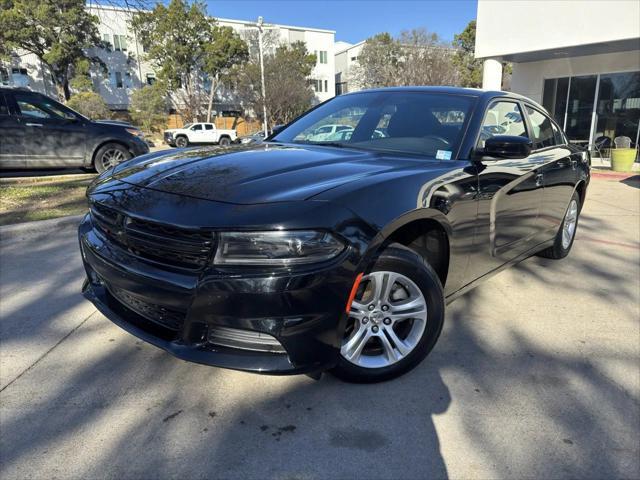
164,122,237,148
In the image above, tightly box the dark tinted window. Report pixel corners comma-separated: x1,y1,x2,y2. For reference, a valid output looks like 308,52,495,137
191,124,203,131
526,106,557,148
0,94,9,116
204,124,214,130
542,77,569,127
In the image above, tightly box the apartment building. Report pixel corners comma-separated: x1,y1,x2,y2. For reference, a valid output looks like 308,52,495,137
0,5,336,111
334,40,365,95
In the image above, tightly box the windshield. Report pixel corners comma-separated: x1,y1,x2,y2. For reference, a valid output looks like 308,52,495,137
271,91,476,158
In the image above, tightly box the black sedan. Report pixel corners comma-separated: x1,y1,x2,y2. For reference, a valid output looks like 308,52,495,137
79,87,589,382
0,88,149,173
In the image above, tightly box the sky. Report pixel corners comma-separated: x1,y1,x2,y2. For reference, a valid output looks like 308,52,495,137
204,0,478,44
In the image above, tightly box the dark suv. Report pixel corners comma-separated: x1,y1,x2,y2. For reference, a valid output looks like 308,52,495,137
0,88,149,172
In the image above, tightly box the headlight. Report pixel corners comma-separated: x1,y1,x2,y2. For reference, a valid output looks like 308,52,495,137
126,128,145,138
213,231,345,265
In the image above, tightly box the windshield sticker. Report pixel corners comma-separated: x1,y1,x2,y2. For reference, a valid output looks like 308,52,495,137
436,150,452,160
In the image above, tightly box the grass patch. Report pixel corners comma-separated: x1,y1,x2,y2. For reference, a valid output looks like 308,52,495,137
0,175,95,226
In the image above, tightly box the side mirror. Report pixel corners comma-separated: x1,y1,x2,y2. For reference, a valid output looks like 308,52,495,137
271,124,285,135
482,135,532,160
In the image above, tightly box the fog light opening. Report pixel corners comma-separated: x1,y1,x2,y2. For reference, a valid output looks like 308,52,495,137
208,326,286,354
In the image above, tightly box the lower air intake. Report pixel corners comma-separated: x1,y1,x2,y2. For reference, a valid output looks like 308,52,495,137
208,326,286,354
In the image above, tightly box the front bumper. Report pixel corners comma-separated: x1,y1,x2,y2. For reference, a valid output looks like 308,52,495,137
79,214,361,375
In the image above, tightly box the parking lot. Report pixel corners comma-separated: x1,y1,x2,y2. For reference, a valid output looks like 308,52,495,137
1,175,638,479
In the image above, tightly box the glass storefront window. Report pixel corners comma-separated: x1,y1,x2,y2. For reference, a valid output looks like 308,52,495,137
542,71,640,158
565,75,597,143
595,71,640,150
542,77,570,126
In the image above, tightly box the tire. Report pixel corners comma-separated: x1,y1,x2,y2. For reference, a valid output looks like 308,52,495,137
175,136,189,148
537,191,580,259
94,143,131,174
218,136,231,147
331,243,445,383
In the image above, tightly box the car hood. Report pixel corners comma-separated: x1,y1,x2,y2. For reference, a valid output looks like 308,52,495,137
108,143,434,205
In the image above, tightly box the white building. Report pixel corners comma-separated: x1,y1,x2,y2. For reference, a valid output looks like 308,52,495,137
475,0,640,150
334,40,364,94
0,5,336,110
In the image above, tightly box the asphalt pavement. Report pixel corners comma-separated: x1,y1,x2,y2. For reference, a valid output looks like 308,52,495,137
1,176,638,479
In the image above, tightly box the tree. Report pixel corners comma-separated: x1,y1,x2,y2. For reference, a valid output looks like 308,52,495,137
352,29,459,89
232,41,316,126
130,83,168,134
0,0,102,100
452,20,483,88
132,0,247,124
203,26,248,122
66,92,110,119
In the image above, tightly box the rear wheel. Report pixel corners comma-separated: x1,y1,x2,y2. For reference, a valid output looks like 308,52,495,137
537,191,580,259
331,244,445,383
94,143,131,174
175,136,189,148
218,136,231,147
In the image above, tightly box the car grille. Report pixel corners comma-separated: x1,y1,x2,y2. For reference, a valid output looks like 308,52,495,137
90,203,214,271
108,284,186,331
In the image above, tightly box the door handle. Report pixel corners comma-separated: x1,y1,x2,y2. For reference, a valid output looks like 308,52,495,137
535,173,544,187
25,122,43,127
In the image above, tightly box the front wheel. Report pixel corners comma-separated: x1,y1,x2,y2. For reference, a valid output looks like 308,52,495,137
175,136,189,148
537,191,581,259
331,244,445,383
94,143,131,174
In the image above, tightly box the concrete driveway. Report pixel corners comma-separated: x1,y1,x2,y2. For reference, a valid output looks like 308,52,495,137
1,176,638,479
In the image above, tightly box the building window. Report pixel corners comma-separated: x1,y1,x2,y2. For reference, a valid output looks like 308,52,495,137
595,71,640,151
350,56,358,62
336,82,347,95
542,71,640,153
114,71,123,88
309,79,327,93
317,51,327,64
113,34,127,52
146,73,156,86
102,33,112,49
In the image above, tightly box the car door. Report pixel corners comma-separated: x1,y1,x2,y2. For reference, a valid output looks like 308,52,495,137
11,92,86,167
524,105,577,241
203,123,217,143
466,99,546,279
188,124,205,143
0,92,25,168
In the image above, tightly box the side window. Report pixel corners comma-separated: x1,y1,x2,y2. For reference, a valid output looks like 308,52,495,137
0,94,9,116
191,124,203,131
478,101,527,148
14,94,71,120
204,124,214,130
526,106,557,149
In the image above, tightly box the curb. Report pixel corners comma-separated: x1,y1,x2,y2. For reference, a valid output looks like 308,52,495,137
0,214,85,241
591,171,639,181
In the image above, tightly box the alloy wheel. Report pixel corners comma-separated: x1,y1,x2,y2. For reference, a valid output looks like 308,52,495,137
341,271,428,369
562,199,578,249
100,148,126,170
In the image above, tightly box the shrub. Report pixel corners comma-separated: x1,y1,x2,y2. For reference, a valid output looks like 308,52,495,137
66,92,111,119
130,83,168,134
